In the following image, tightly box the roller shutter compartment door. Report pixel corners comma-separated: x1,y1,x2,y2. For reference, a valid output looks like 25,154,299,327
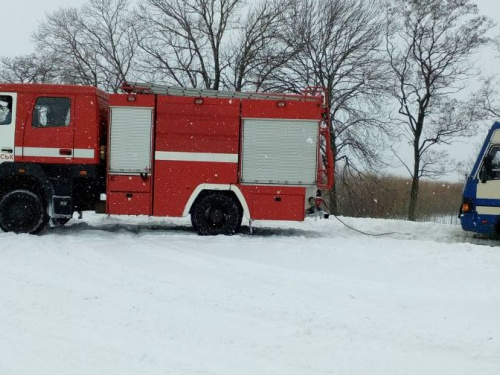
241,119,319,185
109,107,153,174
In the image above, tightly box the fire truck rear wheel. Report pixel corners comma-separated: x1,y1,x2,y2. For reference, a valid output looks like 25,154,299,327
191,193,242,236
0,190,48,234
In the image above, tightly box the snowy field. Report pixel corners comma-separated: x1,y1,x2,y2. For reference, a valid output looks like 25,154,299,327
0,213,499,375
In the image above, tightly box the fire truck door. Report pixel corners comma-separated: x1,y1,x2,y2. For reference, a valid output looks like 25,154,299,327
0,92,16,164
21,95,75,163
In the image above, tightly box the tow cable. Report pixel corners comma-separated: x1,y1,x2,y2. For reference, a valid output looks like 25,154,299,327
330,213,410,237
314,198,411,237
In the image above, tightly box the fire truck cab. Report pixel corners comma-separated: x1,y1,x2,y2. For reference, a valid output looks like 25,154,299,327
0,82,333,235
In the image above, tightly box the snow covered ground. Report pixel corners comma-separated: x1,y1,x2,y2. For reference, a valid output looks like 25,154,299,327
0,214,499,375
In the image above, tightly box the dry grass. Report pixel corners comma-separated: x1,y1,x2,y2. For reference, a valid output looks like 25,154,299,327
326,174,462,224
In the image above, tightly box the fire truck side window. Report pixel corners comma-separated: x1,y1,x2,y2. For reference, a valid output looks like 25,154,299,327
33,97,71,128
0,95,13,125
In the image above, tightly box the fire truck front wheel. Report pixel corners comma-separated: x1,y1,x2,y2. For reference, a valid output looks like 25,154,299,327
191,193,242,235
0,190,48,234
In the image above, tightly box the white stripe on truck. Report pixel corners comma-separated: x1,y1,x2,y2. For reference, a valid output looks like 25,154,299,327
155,151,238,163
16,147,95,159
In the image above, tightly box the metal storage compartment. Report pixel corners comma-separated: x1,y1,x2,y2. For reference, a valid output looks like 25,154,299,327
109,107,153,174
241,119,319,185
107,192,151,215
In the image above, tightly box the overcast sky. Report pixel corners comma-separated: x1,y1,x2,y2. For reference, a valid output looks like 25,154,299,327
3,0,85,56
2,0,499,58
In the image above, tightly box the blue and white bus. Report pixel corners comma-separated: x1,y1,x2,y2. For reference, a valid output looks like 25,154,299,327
461,122,500,235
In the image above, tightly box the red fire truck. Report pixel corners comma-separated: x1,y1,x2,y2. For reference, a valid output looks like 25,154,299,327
0,82,333,235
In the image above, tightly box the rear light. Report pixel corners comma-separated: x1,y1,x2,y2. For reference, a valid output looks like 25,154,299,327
461,199,474,214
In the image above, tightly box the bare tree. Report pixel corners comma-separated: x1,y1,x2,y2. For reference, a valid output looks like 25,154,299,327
225,0,296,91
0,54,58,83
475,37,500,119
263,0,392,213
385,0,492,221
79,0,138,91
34,7,102,87
34,0,137,92
135,0,242,89
475,76,500,118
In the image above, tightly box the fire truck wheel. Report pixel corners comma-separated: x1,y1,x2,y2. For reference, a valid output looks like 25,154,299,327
0,190,48,234
191,193,242,235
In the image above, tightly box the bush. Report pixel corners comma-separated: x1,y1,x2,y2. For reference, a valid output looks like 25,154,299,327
326,174,462,223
